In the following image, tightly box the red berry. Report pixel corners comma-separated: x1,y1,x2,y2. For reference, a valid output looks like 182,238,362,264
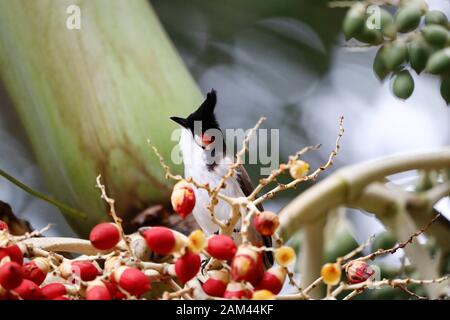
103,281,123,299
0,245,23,265
345,260,375,284
231,247,264,286
70,261,99,281
86,281,112,300
223,282,252,299
0,220,8,231
53,295,70,300
113,266,150,297
202,279,226,297
256,266,286,294
206,235,237,261
41,283,67,300
143,227,176,255
253,211,279,236
22,258,49,285
171,181,196,218
0,261,23,290
12,279,44,300
202,270,229,297
175,251,201,284
89,223,121,251
114,290,127,300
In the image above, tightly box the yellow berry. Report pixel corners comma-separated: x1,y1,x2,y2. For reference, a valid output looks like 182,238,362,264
289,160,310,180
187,229,206,253
252,289,275,300
274,246,296,267
321,262,342,286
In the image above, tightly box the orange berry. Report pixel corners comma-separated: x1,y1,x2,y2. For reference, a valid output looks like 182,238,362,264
253,211,279,236
321,262,342,286
274,246,296,267
252,289,275,300
188,230,206,253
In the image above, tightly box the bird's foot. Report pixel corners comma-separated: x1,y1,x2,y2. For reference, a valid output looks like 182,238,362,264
201,257,211,276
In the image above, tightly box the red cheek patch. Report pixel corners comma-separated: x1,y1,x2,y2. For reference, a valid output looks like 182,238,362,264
201,133,215,147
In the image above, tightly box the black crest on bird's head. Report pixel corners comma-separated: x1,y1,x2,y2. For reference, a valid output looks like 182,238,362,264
170,89,220,133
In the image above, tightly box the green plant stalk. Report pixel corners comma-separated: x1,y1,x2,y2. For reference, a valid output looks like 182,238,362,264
0,0,201,235
0,168,87,220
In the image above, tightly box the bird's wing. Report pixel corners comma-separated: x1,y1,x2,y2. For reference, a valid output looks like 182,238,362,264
235,164,273,268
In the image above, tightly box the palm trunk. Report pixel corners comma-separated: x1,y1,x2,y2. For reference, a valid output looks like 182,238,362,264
0,0,201,236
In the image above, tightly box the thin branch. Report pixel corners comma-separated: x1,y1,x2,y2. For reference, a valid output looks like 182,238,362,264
248,144,321,200
147,139,228,229
95,175,132,253
207,117,266,219
357,213,440,263
254,116,344,206
0,168,87,220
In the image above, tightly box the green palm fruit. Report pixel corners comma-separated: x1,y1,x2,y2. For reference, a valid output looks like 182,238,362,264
424,10,449,27
426,48,450,74
440,77,450,105
422,25,450,48
408,39,431,74
383,42,408,70
395,5,423,33
373,46,390,81
343,3,367,40
355,23,384,45
392,70,414,99
380,8,397,39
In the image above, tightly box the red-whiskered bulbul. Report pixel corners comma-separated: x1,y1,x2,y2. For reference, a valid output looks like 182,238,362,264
170,89,273,267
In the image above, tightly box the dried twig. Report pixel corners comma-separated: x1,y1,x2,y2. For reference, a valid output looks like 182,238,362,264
96,175,132,254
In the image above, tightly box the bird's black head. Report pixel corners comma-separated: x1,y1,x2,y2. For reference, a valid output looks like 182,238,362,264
170,89,220,134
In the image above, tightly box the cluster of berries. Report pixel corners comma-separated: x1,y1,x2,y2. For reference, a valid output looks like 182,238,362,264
0,171,375,300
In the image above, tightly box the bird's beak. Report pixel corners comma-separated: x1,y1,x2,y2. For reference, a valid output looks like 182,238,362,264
170,116,188,128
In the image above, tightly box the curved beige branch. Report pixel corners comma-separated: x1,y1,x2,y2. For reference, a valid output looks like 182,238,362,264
278,148,450,239
22,237,99,256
